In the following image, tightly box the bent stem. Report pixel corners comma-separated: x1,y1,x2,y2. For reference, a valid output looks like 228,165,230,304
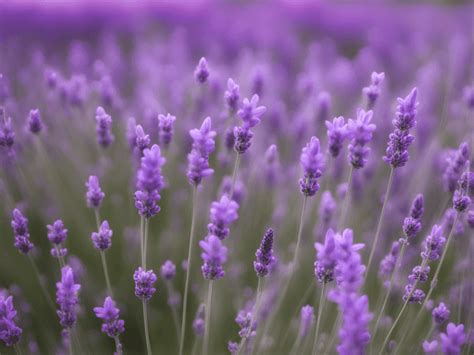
203,281,214,355
179,186,198,355
100,251,113,296
312,282,326,354
366,167,394,281
142,300,152,355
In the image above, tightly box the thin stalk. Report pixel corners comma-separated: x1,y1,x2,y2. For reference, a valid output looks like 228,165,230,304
238,278,263,354
230,153,241,198
68,336,74,355
14,344,22,355
366,167,394,280
140,216,145,268
142,300,152,355
166,282,181,342
100,251,113,296
312,282,326,354
372,241,408,340
94,209,101,230
203,281,214,355
289,334,303,355
324,313,341,354
291,196,308,269
338,166,354,229
144,218,149,269
114,336,123,355
179,186,198,355
28,255,55,312
55,245,66,268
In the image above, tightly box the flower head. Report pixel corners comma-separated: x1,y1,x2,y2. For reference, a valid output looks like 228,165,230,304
299,305,314,338
237,94,266,129
199,235,227,280
187,117,216,186
11,209,34,254
160,260,176,280
135,125,150,153
362,71,385,109
47,219,68,258
443,143,469,193
157,113,176,147
93,297,125,338
0,295,22,347
193,304,205,337
207,195,239,240
432,302,450,326
326,116,349,158
95,106,114,148
254,228,276,278
421,225,445,261
440,323,466,355
0,116,14,148
85,175,105,209
133,267,157,300
347,109,376,169
56,266,81,328
91,220,113,251
224,78,240,113
194,57,209,84
27,109,43,134
299,136,325,196
314,228,338,283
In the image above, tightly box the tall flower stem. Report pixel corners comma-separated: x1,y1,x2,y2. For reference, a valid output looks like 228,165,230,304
143,218,150,269
372,241,408,341
292,196,308,268
366,167,394,280
100,251,113,296
14,343,23,355
165,282,181,342
230,153,241,197
312,282,326,354
140,216,145,267
338,166,354,229
28,254,55,312
397,214,458,351
237,278,263,354
114,336,123,355
179,186,198,355
203,281,214,355
142,300,152,355
94,209,101,230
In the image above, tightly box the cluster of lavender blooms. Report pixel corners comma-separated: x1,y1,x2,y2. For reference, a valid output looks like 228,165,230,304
0,2,473,354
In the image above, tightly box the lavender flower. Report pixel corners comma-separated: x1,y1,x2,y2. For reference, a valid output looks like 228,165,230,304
443,142,469,193
234,95,266,154
379,240,401,280
134,144,166,218
157,113,176,147
235,309,256,339
440,323,466,355
224,78,240,113
56,266,81,328
403,195,424,238
160,260,176,280
314,228,338,283
133,267,157,300
254,228,276,278
299,136,325,197
199,235,227,280
0,116,14,148
421,225,445,261
47,220,68,258
410,194,425,220
85,175,105,209
187,117,216,186
264,144,279,186
403,284,426,304
91,220,113,251
383,88,418,168
27,109,43,134
193,304,205,337
422,340,439,354
453,173,471,212
93,297,125,338
432,302,450,325
207,195,239,240
326,116,349,158
347,109,376,169
194,57,209,84
0,295,22,347
362,72,385,109
95,106,114,148
317,191,336,234
11,209,34,254
135,125,150,153
299,305,314,338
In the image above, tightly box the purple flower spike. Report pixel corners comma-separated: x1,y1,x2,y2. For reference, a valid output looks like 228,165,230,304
237,94,266,129
440,323,466,355
299,305,314,338
47,220,68,258
432,302,450,325
27,109,43,134
135,125,150,153
160,260,176,280
347,109,376,169
135,144,166,218
199,235,227,280
410,194,424,220
194,57,209,84
379,241,401,280
93,297,125,338
11,209,34,254
193,304,205,337
254,228,276,278
326,116,349,158
56,266,81,328
422,340,438,354
299,136,325,197
91,220,113,251
443,143,469,193
362,71,385,109
224,78,240,113
421,225,446,261
403,284,425,304
207,195,239,240
95,106,114,148
157,113,176,147
0,295,22,347
314,228,338,283
187,117,216,186
133,267,157,300
0,116,15,148
86,175,105,209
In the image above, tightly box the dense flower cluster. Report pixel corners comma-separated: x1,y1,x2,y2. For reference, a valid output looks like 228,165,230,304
199,235,227,280
254,228,276,277
93,297,125,338
187,117,216,186
11,209,34,254
56,266,81,328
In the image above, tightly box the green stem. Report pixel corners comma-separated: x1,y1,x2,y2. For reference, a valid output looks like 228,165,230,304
14,343,22,355
100,251,113,296
312,282,326,354
94,209,101,230
230,153,241,198
142,300,152,355
140,216,145,268
166,282,181,343
179,186,198,355
144,218,149,269
203,281,214,355
366,167,394,281
292,196,308,270
114,336,123,355
28,255,55,312
338,166,354,229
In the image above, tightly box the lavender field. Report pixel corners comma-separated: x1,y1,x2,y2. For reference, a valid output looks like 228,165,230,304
0,2,473,354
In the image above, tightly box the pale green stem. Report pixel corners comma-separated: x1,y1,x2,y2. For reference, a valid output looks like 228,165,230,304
290,334,303,355
142,300,152,355
291,196,308,269
312,282,326,354
230,153,241,198
14,344,22,355
144,218,149,269
114,336,123,355
179,186,198,355
203,281,214,355
94,209,101,230
166,282,181,342
338,166,354,229
324,313,341,354
28,255,55,312
238,278,263,355
100,251,113,297
366,167,394,281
